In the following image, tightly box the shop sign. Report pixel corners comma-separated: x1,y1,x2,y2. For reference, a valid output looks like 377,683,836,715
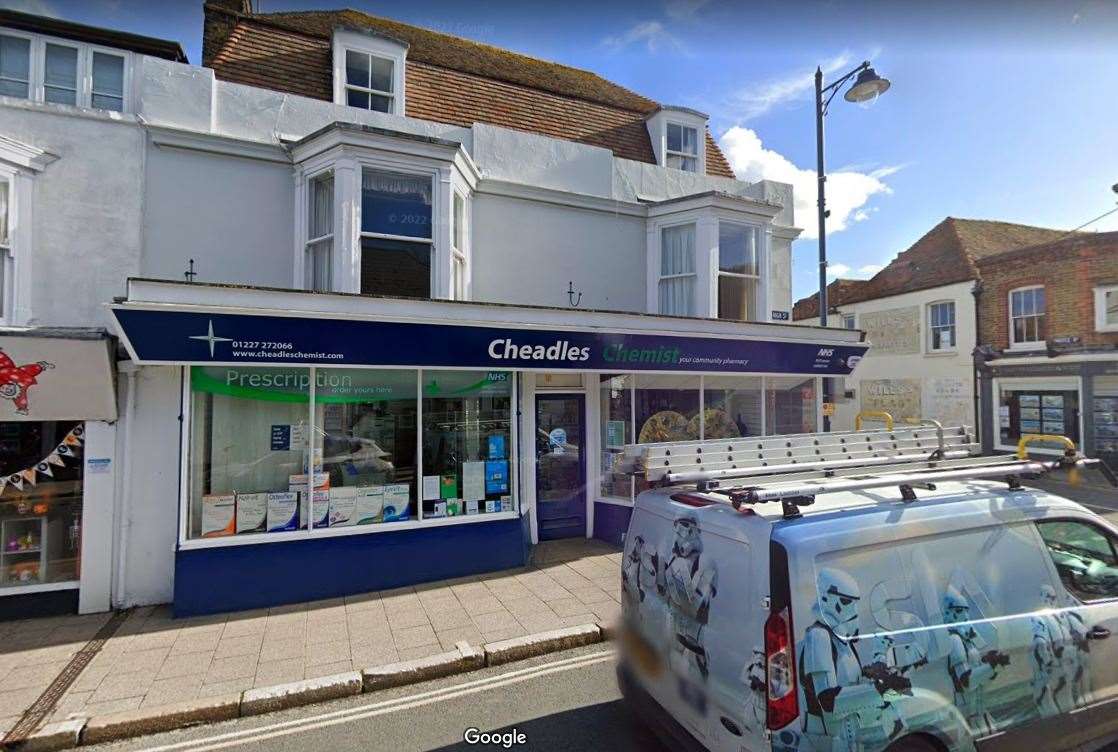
822,402,835,417
111,307,868,376
0,335,116,421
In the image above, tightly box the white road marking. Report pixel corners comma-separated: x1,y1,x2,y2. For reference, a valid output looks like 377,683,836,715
136,649,617,752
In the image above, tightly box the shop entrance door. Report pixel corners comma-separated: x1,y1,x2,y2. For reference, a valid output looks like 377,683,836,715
535,394,586,540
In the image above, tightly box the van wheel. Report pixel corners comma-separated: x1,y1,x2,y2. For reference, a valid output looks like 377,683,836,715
885,736,940,752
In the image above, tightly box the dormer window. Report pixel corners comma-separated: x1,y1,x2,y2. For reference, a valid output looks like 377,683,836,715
0,30,130,112
344,49,394,112
332,29,407,117
666,123,699,172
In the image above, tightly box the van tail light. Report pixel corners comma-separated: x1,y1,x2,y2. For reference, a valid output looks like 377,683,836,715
764,605,798,730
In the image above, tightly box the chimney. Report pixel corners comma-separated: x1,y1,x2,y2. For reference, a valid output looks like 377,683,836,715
202,1,254,68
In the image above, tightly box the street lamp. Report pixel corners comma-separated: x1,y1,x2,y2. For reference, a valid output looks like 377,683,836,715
815,61,890,430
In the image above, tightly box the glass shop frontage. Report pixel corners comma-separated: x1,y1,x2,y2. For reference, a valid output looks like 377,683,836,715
111,280,866,616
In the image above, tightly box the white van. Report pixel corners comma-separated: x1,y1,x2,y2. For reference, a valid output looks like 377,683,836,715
617,427,1118,752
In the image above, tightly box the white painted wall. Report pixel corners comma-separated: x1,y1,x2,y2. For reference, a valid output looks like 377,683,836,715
141,140,295,287
0,103,143,328
471,192,647,311
115,366,181,607
799,280,978,430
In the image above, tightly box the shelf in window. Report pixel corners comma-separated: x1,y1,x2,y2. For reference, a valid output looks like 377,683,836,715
2,547,41,555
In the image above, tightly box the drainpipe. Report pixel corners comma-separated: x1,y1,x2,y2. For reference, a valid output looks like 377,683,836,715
971,279,984,448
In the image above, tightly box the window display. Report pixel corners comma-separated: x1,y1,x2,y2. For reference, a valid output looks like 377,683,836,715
1094,378,1118,463
314,369,419,525
0,421,83,588
422,371,513,518
188,367,311,540
703,375,763,439
599,374,633,500
766,376,818,435
998,386,1079,448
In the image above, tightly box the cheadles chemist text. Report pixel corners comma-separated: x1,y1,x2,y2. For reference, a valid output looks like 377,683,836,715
487,338,680,365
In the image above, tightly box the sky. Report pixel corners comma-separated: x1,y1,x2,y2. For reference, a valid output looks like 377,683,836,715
10,0,1118,302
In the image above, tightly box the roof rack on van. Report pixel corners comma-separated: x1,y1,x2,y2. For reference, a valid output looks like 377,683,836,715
620,426,1113,519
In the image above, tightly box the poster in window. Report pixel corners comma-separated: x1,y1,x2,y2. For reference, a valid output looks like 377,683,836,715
1042,407,1064,421
1042,395,1064,408
1019,395,1040,407
487,435,506,460
485,460,509,495
462,461,485,502
1020,407,1040,421
1095,397,1118,414
1020,419,1042,433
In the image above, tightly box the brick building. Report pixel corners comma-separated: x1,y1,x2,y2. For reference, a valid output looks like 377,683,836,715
976,232,1118,466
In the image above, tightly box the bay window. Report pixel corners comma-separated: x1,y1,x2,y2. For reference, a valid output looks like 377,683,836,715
1009,286,1046,347
717,222,760,320
304,172,333,292
658,224,696,316
0,177,9,318
666,122,698,172
360,169,433,298
185,367,516,543
451,191,467,300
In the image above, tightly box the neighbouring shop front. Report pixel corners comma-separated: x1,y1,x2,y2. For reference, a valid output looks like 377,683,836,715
110,279,866,616
0,329,116,619
981,356,1118,470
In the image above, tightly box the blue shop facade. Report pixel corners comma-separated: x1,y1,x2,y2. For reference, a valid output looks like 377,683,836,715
110,279,866,616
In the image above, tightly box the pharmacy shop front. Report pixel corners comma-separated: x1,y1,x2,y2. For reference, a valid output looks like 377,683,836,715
110,280,866,616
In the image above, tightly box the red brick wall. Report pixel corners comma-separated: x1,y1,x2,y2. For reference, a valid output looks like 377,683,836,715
976,235,1118,351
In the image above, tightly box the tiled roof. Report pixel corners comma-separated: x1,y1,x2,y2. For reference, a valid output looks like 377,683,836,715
202,4,736,177
792,217,1074,319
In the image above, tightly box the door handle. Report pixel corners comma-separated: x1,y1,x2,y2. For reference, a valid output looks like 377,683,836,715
1088,626,1111,640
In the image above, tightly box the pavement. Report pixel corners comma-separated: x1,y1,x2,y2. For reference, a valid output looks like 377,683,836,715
0,539,622,741
81,643,661,752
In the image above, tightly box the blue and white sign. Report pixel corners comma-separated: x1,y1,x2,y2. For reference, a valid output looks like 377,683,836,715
110,307,867,376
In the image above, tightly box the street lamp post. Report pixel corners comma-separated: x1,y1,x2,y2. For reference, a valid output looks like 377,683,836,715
814,61,890,430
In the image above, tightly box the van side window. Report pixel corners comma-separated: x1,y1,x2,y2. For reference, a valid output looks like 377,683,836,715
1037,520,1118,602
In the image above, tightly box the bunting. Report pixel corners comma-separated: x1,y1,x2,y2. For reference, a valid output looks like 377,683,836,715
0,424,84,494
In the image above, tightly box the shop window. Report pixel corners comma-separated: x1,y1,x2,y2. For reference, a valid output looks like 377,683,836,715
0,35,30,99
599,374,633,501
43,43,78,106
313,369,419,526
344,48,395,113
998,386,1079,449
360,169,433,298
305,172,334,292
717,223,760,321
188,367,312,539
766,376,817,435
0,422,84,588
1009,286,1046,348
1093,377,1118,463
634,374,700,496
421,371,513,518
927,301,956,351
1037,520,1118,602
666,122,698,172
703,375,763,439
658,224,696,316
1095,285,1118,333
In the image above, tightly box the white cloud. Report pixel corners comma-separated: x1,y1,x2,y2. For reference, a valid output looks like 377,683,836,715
726,53,852,122
826,262,884,280
602,20,685,54
827,263,851,279
718,125,899,240
4,0,57,16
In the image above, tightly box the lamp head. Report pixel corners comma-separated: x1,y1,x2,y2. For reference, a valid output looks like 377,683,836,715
845,67,891,103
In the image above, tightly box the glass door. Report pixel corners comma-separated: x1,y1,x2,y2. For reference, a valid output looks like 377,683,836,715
535,394,586,540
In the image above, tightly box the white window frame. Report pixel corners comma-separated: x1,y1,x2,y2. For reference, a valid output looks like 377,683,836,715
716,220,762,321
841,313,856,330
0,28,131,112
331,29,406,117
1095,284,1118,333
450,189,469,301
666,121,699,173
0,172,13,321
926,300,957,353
358,163,437,299
656,222,698,317
303,169,334,292
1009,285,1047,350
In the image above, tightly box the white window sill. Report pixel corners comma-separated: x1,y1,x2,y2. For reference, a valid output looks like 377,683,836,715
0,580,79,597
924,349,959,357
1007,343,1046,352
596,496,634,508
178,511,519,550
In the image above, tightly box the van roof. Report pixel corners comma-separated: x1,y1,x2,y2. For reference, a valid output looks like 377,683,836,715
640,478,1087,528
